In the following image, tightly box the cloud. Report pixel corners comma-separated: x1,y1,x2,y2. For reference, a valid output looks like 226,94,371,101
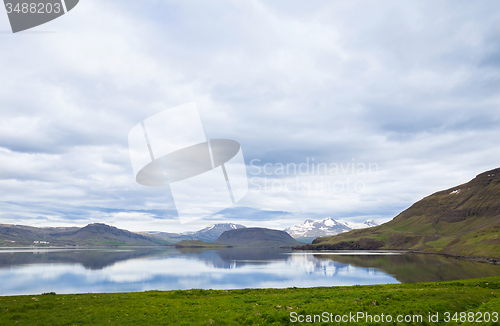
0,0,499,231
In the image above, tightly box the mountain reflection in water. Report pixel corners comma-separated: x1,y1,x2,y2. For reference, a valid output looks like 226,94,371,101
0,247,499,296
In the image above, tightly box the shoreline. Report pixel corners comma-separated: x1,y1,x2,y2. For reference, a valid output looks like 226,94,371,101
292,245,500,264
406,250,500,265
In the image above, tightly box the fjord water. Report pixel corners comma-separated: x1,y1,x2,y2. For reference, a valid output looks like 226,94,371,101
1,247,500,296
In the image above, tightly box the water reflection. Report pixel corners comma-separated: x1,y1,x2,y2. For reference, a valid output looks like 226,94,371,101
312,252,500,283
0,247,498,296
0,248,170,270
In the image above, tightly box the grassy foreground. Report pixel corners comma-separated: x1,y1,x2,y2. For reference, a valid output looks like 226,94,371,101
1,277,500,325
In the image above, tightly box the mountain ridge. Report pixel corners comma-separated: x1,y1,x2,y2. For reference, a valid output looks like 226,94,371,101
142,223,246,243
285,217,378,241
0,223,170,246
299,167,500,258
214,227,301,247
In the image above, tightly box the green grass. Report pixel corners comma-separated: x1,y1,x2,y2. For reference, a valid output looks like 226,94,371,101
424,237,455,251
2,276,500,325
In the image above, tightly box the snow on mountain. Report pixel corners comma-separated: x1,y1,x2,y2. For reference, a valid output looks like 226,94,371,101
182,223,246,241
145,223,246,242
339,219,378,230
285,218,378,239
284,218,350,239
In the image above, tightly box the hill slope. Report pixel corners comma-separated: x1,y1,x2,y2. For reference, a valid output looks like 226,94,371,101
302,167,500,257
56,223,169,246
214,228,301,247
0,223,171,246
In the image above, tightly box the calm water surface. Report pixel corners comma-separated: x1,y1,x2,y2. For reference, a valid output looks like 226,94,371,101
1,247,499,296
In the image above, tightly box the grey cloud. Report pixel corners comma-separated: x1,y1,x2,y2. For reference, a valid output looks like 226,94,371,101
0,0,499,230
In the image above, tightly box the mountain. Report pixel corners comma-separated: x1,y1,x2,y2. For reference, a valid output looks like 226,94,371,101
214,228,301,247
0,224,79,246
188,223,246,242
299,167,500,258
285,218,378,242
143,223,246,243
0,223,171,246
0,222,246,247
285,218,350,240
341,220,378,229
57,223,168,246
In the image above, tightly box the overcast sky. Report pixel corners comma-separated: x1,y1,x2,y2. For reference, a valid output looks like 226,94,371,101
0,0,499,232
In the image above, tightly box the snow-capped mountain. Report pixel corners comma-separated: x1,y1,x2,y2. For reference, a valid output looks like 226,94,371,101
284,218,350,239
284,218,378,240
144,223,246,242
187,223,246,242
340,219,378,229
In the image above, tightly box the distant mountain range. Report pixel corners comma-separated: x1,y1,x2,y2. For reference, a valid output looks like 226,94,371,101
342,220,378,229
142,223,246,243
285,218,378,242
144,220,378,244
0,219,380,247
299,167,500,258
0,223,247,247
0,223,170,246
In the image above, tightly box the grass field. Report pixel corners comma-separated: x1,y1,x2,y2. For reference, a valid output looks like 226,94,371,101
1,276,500,325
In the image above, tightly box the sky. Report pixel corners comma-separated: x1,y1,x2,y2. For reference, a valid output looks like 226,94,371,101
0,0,499,233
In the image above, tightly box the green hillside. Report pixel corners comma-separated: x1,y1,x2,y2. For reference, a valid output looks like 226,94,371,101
214,228,301,247
300,167,500,258
0,223,173,247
